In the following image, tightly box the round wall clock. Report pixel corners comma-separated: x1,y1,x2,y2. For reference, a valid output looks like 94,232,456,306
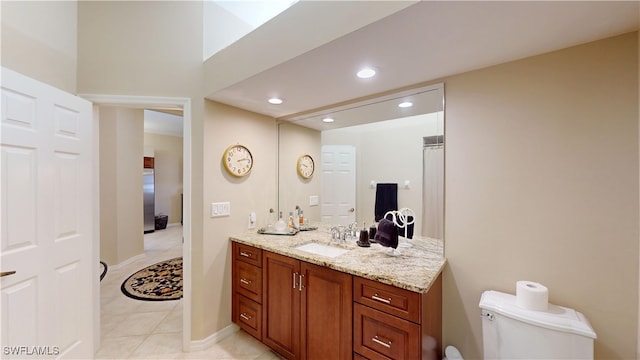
223,144,253,177
297,154,315,179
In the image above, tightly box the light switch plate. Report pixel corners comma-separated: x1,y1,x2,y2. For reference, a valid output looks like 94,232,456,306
211,202,231,217
309,195,319,206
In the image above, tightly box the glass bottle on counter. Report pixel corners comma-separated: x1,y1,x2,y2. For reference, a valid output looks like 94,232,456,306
288,212,295,230
267,208,276,230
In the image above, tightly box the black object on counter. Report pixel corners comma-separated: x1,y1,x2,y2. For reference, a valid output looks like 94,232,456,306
374,218,398,249
357,228,370,248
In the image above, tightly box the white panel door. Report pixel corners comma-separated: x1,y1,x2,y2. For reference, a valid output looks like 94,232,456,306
321,145,356,225
1,68,94,358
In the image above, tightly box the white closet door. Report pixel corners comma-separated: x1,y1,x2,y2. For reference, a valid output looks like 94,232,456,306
1,68,94,358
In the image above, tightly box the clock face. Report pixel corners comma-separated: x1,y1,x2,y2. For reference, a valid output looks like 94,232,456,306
223,144,253,177
297,154,314,179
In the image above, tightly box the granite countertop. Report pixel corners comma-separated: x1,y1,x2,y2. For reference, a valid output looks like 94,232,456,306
230,224,446,294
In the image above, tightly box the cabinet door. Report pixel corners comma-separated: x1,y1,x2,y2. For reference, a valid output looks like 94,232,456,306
263,251,300,360
300,262,352,360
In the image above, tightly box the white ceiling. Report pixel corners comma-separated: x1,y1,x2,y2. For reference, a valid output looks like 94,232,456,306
144,109,184,137
206,1,639,121
203,0,298,60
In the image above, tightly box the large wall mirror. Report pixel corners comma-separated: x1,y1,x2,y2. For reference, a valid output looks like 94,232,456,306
277,83,444,255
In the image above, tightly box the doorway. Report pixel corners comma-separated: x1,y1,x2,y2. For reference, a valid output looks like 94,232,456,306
82,94,192,354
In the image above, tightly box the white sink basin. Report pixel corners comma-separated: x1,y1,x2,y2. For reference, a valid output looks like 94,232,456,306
294,242,350,258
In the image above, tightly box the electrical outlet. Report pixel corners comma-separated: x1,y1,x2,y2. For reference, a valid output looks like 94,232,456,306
211,202,231,217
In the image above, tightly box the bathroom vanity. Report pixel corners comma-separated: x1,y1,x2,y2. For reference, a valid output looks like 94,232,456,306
231,226,446,360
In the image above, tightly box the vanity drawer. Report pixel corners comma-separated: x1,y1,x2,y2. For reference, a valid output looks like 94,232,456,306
354,277,420,323
354,303,420,360
233,294,262,340
234,242,263,267
353,353,368,360
234,260,262,303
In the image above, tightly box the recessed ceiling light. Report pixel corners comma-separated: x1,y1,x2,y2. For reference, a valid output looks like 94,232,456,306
268,97,283,105
356,67,376,79
398,101,413,108
322,117,335,123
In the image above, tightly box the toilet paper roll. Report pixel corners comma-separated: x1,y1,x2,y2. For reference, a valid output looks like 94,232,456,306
515,281,548,311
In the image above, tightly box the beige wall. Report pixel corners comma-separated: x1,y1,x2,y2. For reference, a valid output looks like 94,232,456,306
443,32,638,359
99,107,145,266
278,122,322,222
76,1,208,339
200,100,277,337
144,133,184,225
1,0,78,93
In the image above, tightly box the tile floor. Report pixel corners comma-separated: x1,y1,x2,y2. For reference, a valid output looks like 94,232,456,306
96,225,279,359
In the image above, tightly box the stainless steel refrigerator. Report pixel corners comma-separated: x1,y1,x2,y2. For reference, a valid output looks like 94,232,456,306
143,168,155,233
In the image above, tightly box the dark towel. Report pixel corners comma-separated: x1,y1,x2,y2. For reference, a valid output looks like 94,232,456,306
374,183,398,221
374,218,398,249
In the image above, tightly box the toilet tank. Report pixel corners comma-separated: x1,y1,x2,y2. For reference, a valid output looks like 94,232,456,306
479,290,596,359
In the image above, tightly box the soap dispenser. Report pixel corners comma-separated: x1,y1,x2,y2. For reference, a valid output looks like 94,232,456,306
369,220,377,242
357,222,371,247
274,211,287,232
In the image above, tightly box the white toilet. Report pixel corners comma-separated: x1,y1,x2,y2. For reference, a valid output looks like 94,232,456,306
443,345,463,360
479,290,597,359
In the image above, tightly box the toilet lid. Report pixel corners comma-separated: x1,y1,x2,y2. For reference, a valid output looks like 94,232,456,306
445,346,463,359
479,290,597,339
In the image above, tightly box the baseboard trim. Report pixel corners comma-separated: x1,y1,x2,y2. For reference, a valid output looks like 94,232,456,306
188,324,239,352
108,253,145,271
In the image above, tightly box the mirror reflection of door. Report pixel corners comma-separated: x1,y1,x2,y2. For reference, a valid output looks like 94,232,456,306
321,145,356,225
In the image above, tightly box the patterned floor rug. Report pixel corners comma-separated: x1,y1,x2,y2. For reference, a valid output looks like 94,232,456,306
121,257,182,301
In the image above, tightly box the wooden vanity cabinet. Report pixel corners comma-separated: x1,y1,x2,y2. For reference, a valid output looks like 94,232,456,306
263,251,353,360
232,242,442,360
353,274,442,360
232,243,263,340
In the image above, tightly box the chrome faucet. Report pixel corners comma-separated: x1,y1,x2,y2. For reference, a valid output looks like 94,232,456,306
346,222,358,241
330,226,347,243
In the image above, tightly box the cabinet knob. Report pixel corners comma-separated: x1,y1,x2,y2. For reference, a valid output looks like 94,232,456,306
240,313,251,321
240,251,252,258
240,278,251,285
